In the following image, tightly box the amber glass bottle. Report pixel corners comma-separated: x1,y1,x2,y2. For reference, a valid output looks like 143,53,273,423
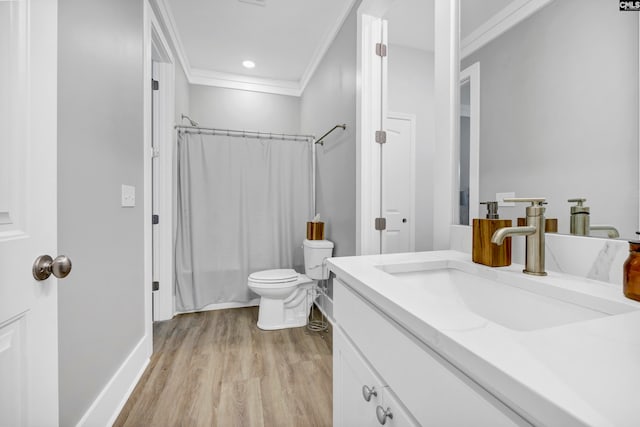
623,240,640,302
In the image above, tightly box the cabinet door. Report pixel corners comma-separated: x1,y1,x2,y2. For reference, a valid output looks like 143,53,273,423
375,386,419,427
334,328,384,426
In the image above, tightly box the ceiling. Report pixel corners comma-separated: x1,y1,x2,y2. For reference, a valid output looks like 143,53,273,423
161,0,354,93
156,0,518,95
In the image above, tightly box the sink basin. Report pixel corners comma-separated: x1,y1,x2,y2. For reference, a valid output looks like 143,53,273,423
378,261,637,331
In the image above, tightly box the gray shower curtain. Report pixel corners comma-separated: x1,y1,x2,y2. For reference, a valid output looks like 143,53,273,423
175,131,313,311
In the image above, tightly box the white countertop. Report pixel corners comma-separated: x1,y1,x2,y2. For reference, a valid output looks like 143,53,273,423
327,250,640,427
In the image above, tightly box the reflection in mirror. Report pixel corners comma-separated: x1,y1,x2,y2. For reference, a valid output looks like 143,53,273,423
458,63,479,226
460,0,639,239
459,80,471,225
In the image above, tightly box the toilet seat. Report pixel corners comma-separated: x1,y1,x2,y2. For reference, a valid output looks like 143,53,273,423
248,269,298,285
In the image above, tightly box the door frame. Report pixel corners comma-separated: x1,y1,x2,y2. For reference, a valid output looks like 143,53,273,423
144,1,176,326
384,111,416,253
356,2,388,256
357,0,458,253
458,62,480,224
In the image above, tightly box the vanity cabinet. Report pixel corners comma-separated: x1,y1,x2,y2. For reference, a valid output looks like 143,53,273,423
333,278,530,427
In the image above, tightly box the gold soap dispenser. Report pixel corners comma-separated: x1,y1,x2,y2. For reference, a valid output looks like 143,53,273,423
472,201,512,267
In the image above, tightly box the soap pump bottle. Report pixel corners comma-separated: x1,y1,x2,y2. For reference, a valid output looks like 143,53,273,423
472,202,512,267
623,232,640,302
568,198,590,236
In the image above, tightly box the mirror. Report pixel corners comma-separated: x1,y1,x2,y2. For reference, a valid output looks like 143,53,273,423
459,0,639,239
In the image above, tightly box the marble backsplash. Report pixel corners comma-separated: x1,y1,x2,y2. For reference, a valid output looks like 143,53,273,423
450,225,629,286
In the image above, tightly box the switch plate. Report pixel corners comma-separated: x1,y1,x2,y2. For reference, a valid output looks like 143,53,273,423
121,185,136,207
496,192,515,207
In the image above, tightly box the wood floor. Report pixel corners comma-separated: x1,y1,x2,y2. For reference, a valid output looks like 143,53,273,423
114,307,333,427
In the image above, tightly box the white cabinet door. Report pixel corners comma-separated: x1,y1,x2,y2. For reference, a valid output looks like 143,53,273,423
335,328,420,427
334,328,384,426
0,0,59,425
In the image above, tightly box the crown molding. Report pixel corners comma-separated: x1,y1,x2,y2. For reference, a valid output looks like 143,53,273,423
153,0,192,81
189,68,302,96
461,0,553,59
153,0,357,97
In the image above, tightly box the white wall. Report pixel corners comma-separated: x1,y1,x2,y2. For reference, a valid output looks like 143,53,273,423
387,44,435,250
300,3,359,258
189,85,301,133
57,0,145,424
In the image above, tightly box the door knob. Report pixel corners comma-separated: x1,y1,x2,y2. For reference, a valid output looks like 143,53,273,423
32,255,73,281
362,385,377,402
376,406,393,425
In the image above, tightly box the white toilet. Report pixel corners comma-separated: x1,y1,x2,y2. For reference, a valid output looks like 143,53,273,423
248,239,334,330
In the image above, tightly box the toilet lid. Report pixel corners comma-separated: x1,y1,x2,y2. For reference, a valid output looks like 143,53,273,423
249,269,298,283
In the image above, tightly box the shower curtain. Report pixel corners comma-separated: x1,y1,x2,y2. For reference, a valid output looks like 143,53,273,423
175,131,313,311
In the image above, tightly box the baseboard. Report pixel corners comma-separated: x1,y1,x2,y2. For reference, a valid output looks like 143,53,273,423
177,299,260,315
76,334,151,427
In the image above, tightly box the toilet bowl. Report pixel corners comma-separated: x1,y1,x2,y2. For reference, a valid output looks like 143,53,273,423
247,239,334,330
248,269,314,330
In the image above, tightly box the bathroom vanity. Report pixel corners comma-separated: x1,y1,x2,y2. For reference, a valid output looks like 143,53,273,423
328,251,640,426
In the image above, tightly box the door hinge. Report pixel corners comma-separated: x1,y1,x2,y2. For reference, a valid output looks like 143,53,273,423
375,43,387,57
152,148,160,158
152,214,159,225
375,217,387,231
152,281,159,291
375,130,387,144
152,79,159,91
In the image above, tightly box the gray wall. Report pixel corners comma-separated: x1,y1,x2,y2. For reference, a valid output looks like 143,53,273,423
175,64,190,123
57,0,145,425
387,45,435,250
462,0,638,237
189,85,300,133
300,3,358,257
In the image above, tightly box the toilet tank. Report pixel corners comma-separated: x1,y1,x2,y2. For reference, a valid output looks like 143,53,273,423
303,239,334,280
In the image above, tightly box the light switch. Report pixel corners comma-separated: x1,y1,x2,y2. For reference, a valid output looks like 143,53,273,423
496,192,515,207
121,185,136,207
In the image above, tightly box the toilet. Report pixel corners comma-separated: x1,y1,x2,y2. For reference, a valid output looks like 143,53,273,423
248,239,334,330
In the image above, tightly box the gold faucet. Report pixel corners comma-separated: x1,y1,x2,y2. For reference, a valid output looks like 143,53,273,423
491,198,547,276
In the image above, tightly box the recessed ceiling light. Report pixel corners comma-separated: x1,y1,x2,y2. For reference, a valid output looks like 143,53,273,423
242,60,256,69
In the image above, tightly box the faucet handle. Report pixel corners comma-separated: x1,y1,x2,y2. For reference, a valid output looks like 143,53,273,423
568,198,587,205
503,197,545,206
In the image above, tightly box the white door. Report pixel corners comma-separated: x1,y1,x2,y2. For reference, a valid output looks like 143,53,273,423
381,113,415,254
0,0,60,425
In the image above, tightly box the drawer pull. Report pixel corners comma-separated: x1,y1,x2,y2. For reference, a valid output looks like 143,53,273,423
376,406,394,425
362,385,378,402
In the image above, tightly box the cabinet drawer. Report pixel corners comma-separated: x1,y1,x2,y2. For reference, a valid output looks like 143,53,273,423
334,278,528,427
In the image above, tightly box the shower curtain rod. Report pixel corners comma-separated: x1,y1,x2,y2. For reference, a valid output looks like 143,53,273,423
175,125,315,142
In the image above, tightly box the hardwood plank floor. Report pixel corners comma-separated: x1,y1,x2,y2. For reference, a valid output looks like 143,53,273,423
114,307,332,427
